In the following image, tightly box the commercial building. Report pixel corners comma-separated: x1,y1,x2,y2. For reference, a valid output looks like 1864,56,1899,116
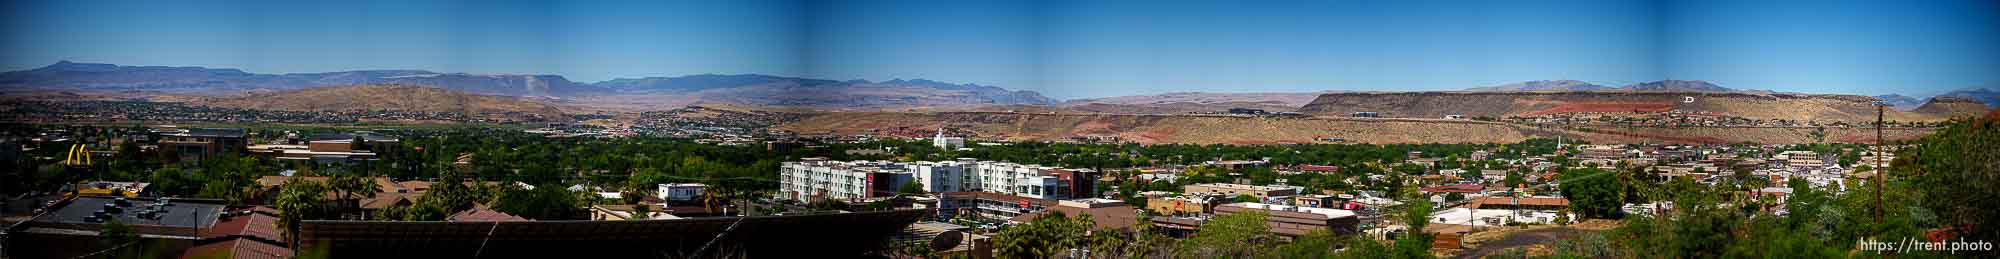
1463,196,1570,211
159,128,246,161
4,196,229,258
1216,202,1361,237
936,191,1054,221
1183,183,1298,201
658,183,706,202
1010,198,1145,231
1147,195,1222,216
1579,145,1631,160
1779,151,1825,169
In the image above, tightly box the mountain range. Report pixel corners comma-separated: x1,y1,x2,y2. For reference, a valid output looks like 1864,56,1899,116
5,61,1994,112
0,61,1055,108
1462,79,1746,93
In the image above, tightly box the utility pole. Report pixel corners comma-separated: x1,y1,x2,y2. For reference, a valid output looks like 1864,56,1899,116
1873,103,1884,224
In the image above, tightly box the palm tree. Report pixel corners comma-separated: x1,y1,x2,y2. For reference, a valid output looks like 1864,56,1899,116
274,179,329,248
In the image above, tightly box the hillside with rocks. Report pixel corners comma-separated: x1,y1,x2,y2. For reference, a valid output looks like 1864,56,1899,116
775,111,1937,145
200,84,567,121
1297,90,1979,122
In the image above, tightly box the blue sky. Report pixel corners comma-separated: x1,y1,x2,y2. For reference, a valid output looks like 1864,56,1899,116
3,0,1995,99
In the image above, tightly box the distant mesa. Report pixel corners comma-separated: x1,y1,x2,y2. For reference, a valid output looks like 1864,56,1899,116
1615,80,1734,92
1911,96,1990,118
1937,86,2000,108
1873,94,1924,111
1463,80,1609,92
0,61,1055,108
1297,89,1979,122
199,84,567,121
1461,79,1734,93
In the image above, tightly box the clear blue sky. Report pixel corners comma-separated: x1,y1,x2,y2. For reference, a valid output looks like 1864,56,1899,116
3,0,1995,99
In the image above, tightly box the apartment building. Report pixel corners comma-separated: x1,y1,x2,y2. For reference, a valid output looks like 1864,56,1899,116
783,159,1098,203
779,159,913,202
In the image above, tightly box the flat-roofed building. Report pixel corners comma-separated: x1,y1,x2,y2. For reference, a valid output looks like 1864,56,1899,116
785,159,1094,203
1147,195,1221,216
159,128,246,161
1184,183,1298,201
4,196,229,258
1216,202,1361,237
1780,150,1825,169
1011,198,1144,231
657,183,706,202
779,160,913,202
937,191,1054,221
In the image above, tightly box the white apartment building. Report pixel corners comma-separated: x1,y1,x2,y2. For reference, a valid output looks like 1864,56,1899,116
781,158,1090,203
908,160,967,193
780,159,912,202
965,161,1064,199
657,183,706,202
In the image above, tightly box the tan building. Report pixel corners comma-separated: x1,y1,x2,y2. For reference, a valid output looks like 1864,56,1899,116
1146,195,1220,216
1215,203,1360,237
159,128,246,161
1183,183,1297,201
1780,151,1824,168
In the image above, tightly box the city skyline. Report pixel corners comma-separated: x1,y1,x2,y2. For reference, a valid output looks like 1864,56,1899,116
4,0,1997,99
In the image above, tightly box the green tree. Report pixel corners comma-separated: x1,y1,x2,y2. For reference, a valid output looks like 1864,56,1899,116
1180,211,1273,258
1233,194,1260,203
275,178,330,243
898,181,925,195
1393,196,1436,259
491,184,583,220
992,211,1092,258
1556,168,1623,219
1898,115,2000,246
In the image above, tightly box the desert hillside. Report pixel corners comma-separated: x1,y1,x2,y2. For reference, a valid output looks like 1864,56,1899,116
200,84,567,120
775,111,1929,145
1298,91,1981,122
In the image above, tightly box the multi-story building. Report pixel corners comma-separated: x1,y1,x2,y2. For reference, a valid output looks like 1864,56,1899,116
783,159,1097,203
909,160,967,193
1780,150,1825,169
1147,194,1221,216
658,183,706,202
158,128,246,161
780,159,913,202
1579,145,1631,160
1469,150,1491,161
1183,183,1298,201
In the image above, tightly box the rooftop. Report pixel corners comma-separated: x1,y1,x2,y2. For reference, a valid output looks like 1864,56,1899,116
31,196,227,231
164,128,246,138
1219,202,1358,219
1187,183,1292,192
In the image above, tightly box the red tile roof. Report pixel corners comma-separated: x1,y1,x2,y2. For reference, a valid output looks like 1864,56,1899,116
449,207,530,222
200,209,283,242
179,239,292,259
1420,184,1484,193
